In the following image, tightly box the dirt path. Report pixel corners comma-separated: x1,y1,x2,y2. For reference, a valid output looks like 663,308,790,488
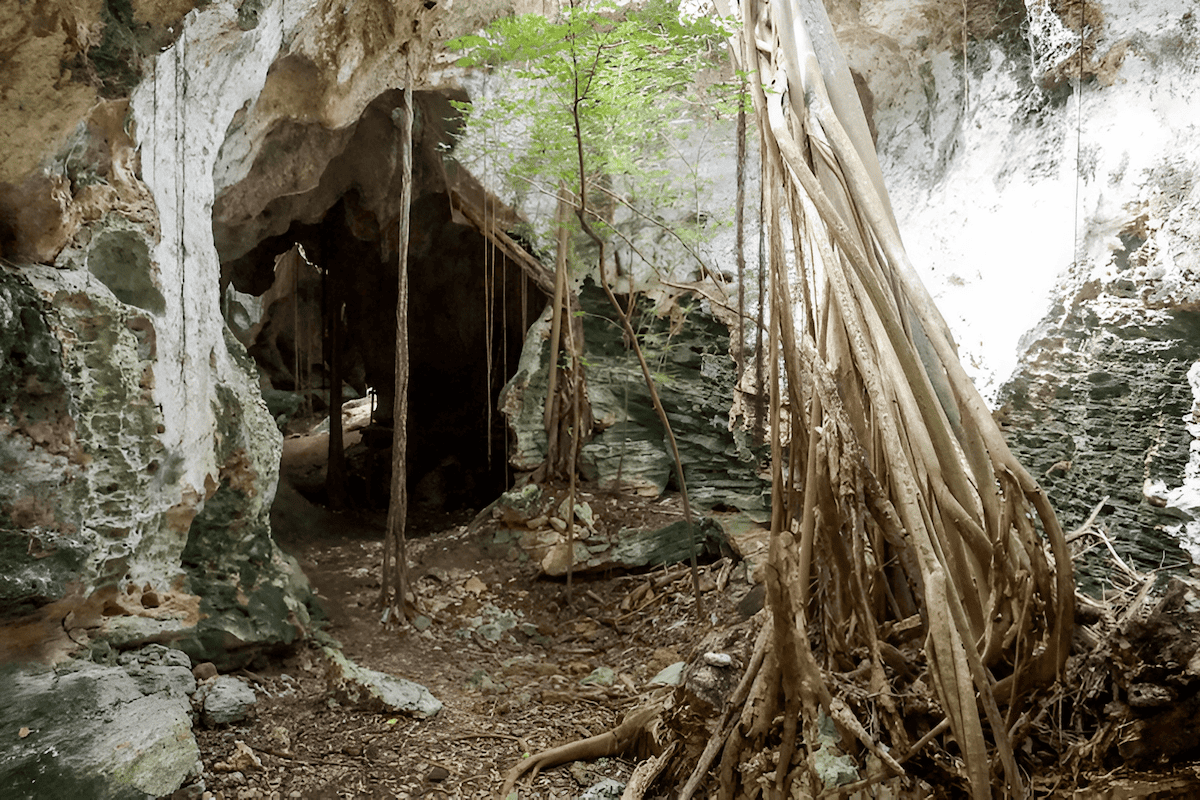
194,466,759,800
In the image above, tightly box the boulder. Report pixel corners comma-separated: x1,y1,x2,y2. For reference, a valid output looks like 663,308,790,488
323,647,442,718
0,657,201,799
0,255,313,670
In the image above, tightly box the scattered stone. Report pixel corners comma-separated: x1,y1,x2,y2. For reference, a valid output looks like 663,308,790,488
580,666,616,687
268,726,291,752
687,646,742,710
541,541,591,576
703,652,733,667
461,603,522,643
530,516,730,577
195,676,257,725
490,483,544,526
323,647,442,717
549,516,568,532
427,766,450,782
412,614,432,631
229,741,264,773
193,662,219,681
572,500,597,532
468,668,507,694
463,576,487,595
579,777,626,799
648,662,686,686
813,745,859,787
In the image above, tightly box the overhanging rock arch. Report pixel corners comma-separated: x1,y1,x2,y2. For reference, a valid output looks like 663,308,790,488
213,87,549,516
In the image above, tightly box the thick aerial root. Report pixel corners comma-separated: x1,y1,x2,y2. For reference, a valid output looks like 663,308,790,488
499,703,661,798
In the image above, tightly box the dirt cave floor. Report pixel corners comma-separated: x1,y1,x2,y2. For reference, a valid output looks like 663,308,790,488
194,460,763,799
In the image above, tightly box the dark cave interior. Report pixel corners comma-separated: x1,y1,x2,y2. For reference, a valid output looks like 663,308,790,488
214,89,547,520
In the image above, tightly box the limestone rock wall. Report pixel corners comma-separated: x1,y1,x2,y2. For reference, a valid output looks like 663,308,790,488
0,0,561,667
996,294,1200,588
1,1,302,661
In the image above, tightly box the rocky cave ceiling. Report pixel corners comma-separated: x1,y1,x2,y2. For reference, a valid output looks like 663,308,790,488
211,86,547,513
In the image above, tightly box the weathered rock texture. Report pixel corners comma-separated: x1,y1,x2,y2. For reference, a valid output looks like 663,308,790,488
5,0,1199,666
502,282,768,514
0,645,202,799
0,0,565,669
996,282,1200,589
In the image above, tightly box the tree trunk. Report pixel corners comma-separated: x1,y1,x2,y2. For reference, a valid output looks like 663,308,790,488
381,54,414,624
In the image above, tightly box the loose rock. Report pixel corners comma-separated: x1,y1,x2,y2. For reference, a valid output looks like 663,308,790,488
323,647,442,717
195,676,257,726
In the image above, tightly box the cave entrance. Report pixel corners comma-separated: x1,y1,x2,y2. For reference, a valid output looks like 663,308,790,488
214,88,547,526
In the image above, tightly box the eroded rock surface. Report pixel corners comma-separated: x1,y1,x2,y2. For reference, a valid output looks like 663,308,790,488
997,265,1200,588
0,645,202,800
195,675,258,726
323,646,443,718
503,282,769,515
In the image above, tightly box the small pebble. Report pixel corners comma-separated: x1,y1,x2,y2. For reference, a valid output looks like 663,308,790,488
193,662,219,681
